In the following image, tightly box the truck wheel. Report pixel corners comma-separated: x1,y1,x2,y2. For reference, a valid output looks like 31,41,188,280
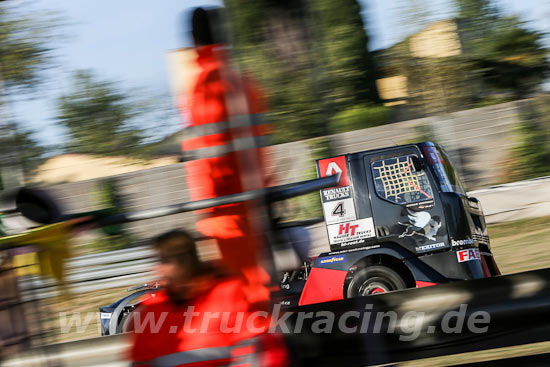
346,265,406,298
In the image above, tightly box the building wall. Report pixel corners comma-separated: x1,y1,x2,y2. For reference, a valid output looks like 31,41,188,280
45,98,535,241
34,154,178,185
376,19,462,106
375,75,408,105
409,20,462,58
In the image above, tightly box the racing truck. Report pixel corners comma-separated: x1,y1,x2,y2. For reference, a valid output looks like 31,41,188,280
279,141,500,307
99,141,501,334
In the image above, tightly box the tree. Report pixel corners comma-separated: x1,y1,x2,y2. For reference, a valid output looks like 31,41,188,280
474,23,549,98
224,0,325,142
506,96,550,181
224,0,382,142
56,71,147,157
378,0,473,116
0,3,52,91
454,0,549,98
0,123,45,188
9,126,45,173
0,3,56,186
455,0,499,31
384,0,549,116
310,0,380,107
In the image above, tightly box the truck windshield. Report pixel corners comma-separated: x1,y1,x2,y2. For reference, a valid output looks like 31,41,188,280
422,146,466,195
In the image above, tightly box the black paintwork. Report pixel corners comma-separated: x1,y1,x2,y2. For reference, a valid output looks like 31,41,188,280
299,142,497,295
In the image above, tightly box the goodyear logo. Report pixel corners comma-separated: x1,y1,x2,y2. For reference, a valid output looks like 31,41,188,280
319,256,346,265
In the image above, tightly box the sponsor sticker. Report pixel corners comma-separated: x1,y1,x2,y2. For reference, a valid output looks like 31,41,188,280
340,239,366,247
321,186,352,203
415,242,447,253
456,248,481,262
330,245,380,255
451,239,475,247
327,218,376,245
319,255,346,265
406,200,435,210
100,312,112,320
322,197,357,224
318,156,349,187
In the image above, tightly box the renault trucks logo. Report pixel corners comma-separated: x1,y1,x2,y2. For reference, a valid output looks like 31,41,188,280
457,248,481,262
321,186,352,202
318,156,349,187
325,162,342,180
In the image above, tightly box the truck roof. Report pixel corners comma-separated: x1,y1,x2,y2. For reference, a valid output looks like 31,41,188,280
316,141,436,162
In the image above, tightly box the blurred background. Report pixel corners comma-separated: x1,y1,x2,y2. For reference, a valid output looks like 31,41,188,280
0,0,548,364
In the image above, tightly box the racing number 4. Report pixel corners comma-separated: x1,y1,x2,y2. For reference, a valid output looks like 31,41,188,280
332,202,346,217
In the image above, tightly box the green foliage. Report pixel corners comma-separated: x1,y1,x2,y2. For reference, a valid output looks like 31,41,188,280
225,1,326,142
382,1,548,116
10,125,46,174
0,3,54,91
473,23,549,97
309,0,380,107
56,71,149,157
406,56,474,115
243,47,327,143
0,123,46,188
507,97,550,181
224,0,382,143
329,105,391,133
455,0,499,30
474,95,513,108
284,137,333,221
86,235,132,254
454,1,548,98
380,1,476,116
88,178,133,253
0,3,55,186
402,124,437,145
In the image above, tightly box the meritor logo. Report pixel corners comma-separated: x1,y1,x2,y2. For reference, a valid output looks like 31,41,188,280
339,222,359,235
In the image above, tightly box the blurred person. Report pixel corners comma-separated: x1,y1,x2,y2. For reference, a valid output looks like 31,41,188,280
180,7,274,301
129,229,288,367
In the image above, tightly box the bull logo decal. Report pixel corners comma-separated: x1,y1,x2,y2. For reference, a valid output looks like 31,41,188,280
398,209,441,241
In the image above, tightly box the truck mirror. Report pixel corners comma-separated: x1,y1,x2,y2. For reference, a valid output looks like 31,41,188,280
411,156,424,172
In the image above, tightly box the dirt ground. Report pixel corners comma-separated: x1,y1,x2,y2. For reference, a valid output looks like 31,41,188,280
486,216,550,274
39,216,550,362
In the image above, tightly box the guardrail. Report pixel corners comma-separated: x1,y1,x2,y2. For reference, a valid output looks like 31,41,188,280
4,268,549,367
18,246,157,300
469,176,550,223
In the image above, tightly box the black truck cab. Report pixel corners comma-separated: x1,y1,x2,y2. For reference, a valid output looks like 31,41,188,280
284,142,500,306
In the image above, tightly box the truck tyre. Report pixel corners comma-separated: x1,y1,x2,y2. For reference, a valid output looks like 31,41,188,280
346,265,406,298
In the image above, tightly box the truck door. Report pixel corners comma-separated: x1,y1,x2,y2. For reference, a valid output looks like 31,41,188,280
364,147,450,255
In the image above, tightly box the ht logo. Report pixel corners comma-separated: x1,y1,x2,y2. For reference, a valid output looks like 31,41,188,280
339,222,359,235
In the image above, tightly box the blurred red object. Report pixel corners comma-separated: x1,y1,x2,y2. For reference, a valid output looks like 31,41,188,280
180,8,273,299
